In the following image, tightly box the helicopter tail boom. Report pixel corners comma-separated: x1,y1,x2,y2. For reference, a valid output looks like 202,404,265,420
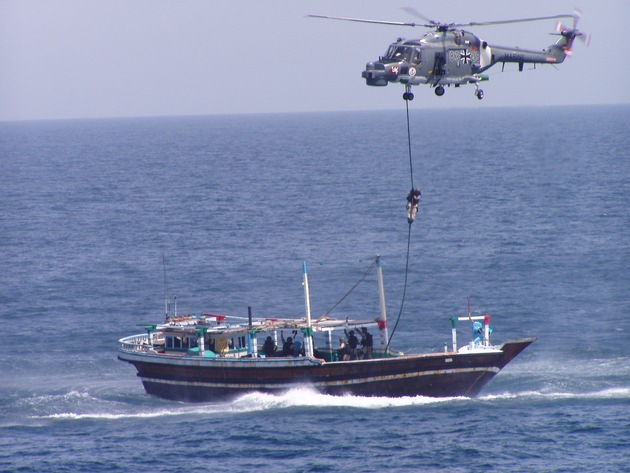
488,27,581,71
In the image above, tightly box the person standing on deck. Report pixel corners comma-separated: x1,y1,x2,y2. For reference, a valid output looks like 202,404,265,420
344,329,359,360
358,327,373,359
280,332,296,357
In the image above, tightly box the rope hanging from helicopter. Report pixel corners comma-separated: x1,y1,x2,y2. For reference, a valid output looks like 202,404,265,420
322,98,418,350
386,94,420,351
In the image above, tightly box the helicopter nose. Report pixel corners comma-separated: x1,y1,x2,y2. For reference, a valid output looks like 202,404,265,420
362,61,389,87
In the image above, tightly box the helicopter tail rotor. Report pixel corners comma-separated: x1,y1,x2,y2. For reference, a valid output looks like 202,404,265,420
554,8,590,56
572,9,591,47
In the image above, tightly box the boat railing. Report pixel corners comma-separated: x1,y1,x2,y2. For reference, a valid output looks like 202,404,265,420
119,334,161,353
315,347,400,362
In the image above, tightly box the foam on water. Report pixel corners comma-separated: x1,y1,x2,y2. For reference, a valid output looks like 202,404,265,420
226,387,465,410
30,384,630,424
479,386,630,402
27,386,466,423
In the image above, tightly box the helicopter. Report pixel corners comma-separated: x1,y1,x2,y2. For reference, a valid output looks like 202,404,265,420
308,9,589,100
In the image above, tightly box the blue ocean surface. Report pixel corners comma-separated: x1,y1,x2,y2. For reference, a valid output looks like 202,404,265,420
1,105,629,472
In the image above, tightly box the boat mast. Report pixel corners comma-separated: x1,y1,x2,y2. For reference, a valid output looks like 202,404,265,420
376,255,389,353
248,306,258,357
302,261,314,358
162,254,169,320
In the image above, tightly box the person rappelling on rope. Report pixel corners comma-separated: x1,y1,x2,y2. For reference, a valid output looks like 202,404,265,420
406,188,421,223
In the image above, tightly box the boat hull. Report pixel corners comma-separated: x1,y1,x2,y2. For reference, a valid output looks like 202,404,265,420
119,338,535,401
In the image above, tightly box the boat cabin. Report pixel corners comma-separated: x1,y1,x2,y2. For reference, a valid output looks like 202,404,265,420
128,313,389,362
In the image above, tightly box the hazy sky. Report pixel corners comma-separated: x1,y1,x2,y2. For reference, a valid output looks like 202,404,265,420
1,0,628,121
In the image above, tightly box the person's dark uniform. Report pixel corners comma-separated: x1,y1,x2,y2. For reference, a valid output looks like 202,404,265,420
281,332,296,357
406,188,422,223
358,328,373,359
345,329,359,360
337,337,349,361
262,336,277,357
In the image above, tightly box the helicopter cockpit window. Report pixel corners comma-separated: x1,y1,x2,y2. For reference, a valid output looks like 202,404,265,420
385,45,397,58
385,46,413,63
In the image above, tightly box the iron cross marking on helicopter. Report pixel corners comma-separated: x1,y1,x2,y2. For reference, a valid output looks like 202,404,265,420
308,8,589,101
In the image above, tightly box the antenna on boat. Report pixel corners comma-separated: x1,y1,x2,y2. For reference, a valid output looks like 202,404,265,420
302,261,315,358
162,254,169,321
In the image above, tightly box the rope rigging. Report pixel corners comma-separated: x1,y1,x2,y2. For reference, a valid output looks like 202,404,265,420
321,259,377,317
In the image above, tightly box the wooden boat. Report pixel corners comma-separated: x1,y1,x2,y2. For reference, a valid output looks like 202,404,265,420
118,258,535,401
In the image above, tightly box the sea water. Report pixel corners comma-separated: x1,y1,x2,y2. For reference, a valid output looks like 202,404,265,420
1,105,629,472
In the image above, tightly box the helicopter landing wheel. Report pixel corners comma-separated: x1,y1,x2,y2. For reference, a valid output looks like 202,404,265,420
475,89,484,100
403,92,414,101
434,86,445,97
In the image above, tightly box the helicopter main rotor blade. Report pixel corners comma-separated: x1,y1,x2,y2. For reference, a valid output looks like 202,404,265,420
309,12,578,31
307,14,427,28
462,14,575,28
400,7,437,26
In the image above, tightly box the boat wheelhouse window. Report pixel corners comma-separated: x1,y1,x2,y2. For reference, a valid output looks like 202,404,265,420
165,334,198,351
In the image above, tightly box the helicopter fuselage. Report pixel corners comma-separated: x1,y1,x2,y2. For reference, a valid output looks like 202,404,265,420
362,28,573,96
